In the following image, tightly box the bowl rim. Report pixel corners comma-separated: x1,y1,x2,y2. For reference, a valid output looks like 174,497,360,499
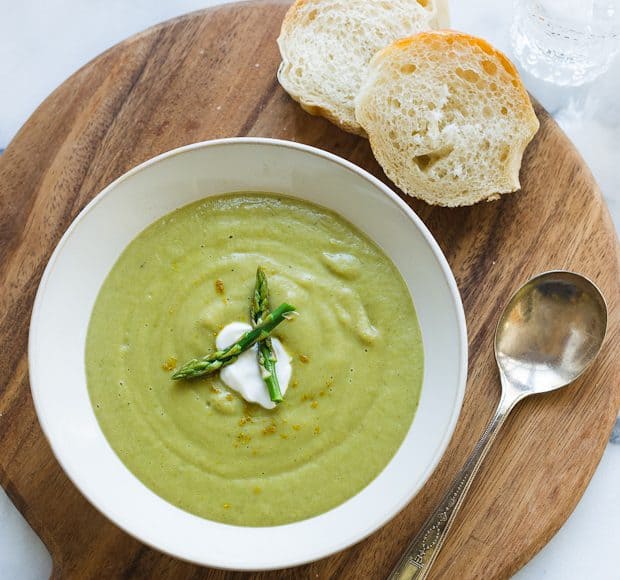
28,137,468,570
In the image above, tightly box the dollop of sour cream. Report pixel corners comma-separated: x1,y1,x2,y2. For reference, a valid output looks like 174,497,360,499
215,322,292,410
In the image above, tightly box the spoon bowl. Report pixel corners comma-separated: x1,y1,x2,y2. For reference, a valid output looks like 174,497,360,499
495,271,608,394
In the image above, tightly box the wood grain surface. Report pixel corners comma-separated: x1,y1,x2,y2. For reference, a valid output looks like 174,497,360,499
1,2,619,578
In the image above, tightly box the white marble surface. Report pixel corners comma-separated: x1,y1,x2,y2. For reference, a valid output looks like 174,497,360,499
0,1,618,579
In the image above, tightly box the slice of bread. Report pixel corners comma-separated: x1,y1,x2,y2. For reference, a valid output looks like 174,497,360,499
355,31,540,206
277,0,446,136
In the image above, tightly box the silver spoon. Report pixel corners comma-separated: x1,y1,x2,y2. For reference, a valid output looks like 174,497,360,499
389,271,608,580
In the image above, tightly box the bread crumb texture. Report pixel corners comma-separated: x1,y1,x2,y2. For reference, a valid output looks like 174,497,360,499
277,0,443,135
355,31,540,206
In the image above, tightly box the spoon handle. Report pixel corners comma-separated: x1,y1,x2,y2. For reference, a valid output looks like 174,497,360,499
388,380,525,580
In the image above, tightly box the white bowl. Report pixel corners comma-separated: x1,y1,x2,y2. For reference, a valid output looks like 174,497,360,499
29,138,467,570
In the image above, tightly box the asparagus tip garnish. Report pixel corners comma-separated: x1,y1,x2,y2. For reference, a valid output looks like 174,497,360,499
252,267,284,403
172,301,295,381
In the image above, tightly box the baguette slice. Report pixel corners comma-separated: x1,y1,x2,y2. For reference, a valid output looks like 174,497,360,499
355,31,540,206
277,0,447,136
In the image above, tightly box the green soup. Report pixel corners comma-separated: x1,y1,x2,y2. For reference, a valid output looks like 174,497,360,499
86,193,423,526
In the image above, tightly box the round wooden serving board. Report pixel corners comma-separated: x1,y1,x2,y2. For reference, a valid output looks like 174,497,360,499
1,2,619,578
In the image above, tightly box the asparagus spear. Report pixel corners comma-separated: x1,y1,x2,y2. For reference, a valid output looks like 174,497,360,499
251,267,283,404
171,302,295,380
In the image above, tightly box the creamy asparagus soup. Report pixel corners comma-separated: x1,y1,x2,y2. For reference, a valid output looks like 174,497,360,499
86,193,423,526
